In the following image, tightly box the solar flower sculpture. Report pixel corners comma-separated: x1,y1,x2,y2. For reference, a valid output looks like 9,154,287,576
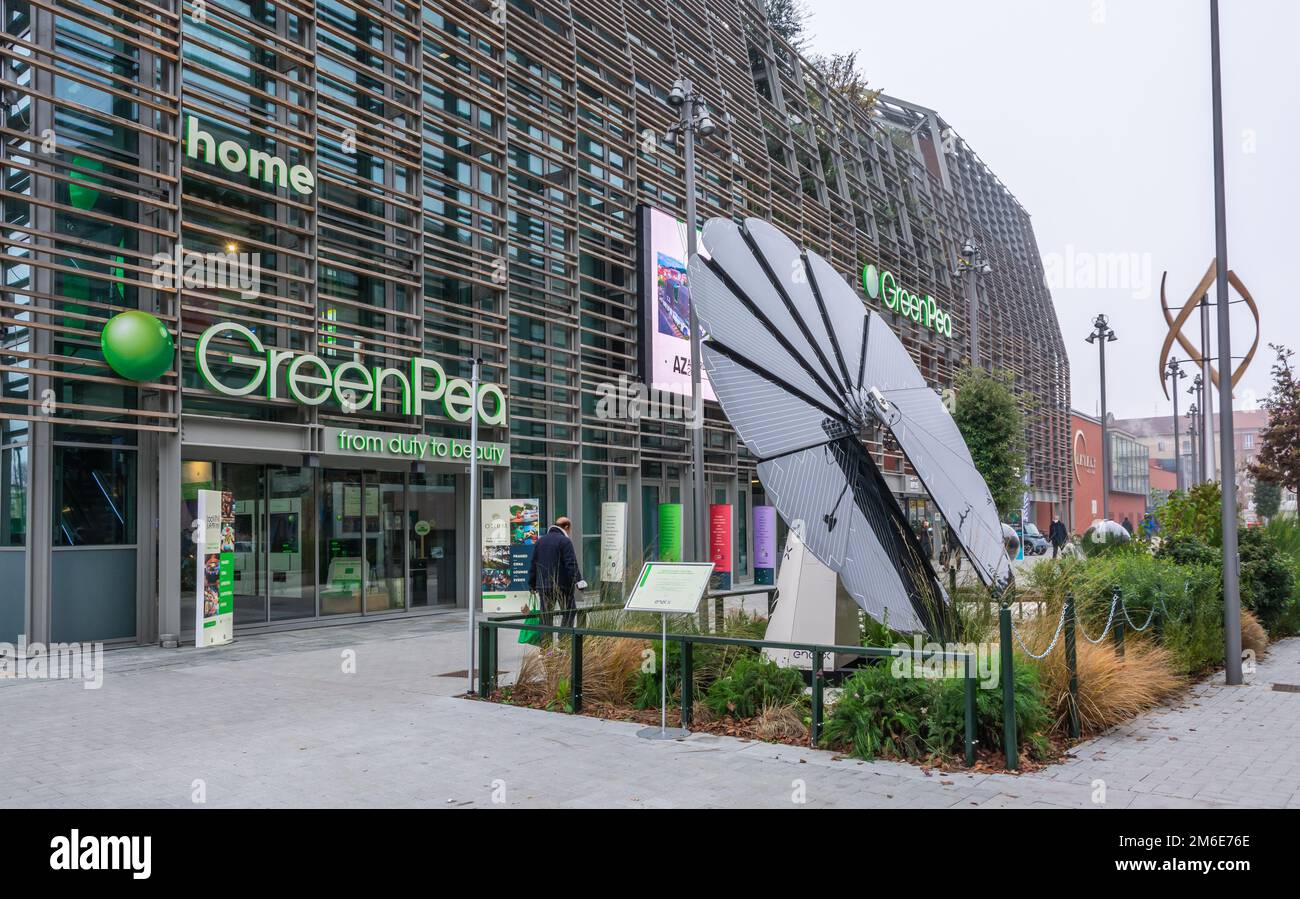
688,218,1012,637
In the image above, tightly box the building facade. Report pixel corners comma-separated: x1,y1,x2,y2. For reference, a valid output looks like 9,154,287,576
1070,411,1149,534
1,0,1069,646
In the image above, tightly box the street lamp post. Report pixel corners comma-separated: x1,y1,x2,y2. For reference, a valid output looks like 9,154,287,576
1209,0,1242,685
1166,358,1188,491
1186,403,1200,485
665,77,718,564
954,240,992,368
1190,373,1205,483
1086,314,1117,521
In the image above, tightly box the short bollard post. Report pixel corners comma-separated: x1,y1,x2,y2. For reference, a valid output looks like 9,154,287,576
949,565,957,595
1112,587,1125,658
570,632,583,714
964,653,977,767
714,596,724,633
998,605,1018,771
1064,593,1080,739
681,640,694,727
477,624,490,698
810,649,823,748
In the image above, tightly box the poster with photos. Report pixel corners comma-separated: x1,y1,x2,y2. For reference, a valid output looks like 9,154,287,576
195,489,235,647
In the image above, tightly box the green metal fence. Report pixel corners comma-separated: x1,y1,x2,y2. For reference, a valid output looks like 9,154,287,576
475,600,981,767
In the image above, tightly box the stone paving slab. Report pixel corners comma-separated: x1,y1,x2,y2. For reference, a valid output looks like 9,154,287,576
1,611,1296,808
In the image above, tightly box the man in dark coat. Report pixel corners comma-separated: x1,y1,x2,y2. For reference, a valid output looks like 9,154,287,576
528,516,584,627
1049,515,1069,558
1121,515,1134,535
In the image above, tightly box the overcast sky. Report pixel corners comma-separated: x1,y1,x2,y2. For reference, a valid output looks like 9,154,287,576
804,0,1295,420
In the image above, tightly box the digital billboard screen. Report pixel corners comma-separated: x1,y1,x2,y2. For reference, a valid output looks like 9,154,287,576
637,204,714,401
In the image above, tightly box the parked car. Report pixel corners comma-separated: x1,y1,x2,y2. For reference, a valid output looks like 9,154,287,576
1022,522,1050,556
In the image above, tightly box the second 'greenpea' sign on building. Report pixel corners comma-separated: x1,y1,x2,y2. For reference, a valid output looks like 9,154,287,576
861,262,954,339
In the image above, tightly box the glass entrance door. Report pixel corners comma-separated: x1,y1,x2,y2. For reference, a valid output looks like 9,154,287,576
409,472,457,608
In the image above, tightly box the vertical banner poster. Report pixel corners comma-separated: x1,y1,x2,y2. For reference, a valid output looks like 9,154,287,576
753,505,777,586
709,504,733,590
481,498,539,614
657,503,683,562
599,501,627,584
195,489,234,647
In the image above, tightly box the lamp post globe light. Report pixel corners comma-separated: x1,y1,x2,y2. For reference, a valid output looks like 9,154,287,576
952,240,993,367
1166,357,1188,491
665,76,718,563
1085,314,1117,521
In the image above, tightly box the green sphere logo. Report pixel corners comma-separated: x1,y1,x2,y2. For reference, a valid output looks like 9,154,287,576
101,310,174,382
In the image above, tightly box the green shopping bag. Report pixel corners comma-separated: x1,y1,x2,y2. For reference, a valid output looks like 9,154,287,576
518,593,543,646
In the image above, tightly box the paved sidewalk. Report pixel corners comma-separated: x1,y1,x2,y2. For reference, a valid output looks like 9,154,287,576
1,613,1297,808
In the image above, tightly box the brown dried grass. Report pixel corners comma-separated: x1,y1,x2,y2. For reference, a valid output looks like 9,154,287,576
1240,608,1268,659
752,700,809,743
1019,611,1183,736
513,635,647,706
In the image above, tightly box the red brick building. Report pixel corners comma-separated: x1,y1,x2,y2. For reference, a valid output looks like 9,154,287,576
1070,411,1150,535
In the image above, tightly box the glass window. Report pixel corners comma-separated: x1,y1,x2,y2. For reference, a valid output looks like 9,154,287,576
410,473,458,608
53,446,135,546
268,466,317,622
367,472,406,612
2,446,26,546
321,469,364,615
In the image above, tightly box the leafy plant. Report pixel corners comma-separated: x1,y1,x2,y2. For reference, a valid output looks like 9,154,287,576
951,366,1029,519
1154,533,1220,567
1239,526,1297,636
1157,483,1225,547
1249,344,1300,492
703,655,806,719
820,663,929,760
1254,478,1282,522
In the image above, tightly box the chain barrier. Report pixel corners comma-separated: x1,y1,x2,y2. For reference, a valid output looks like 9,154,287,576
1075,592,1119,645
1009,600,1068,659
1120,594,1164,632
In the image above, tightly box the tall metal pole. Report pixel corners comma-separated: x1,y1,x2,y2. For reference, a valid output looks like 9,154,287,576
1198,295,1216,481
466,357,481,694
1209,0,1242,685
965,267,980,368
682,81,707,564
1098,334,1111,522
1169,361,1183,492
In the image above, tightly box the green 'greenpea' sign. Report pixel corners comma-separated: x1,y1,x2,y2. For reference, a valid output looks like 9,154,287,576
197,321,507,427
861,263,954,339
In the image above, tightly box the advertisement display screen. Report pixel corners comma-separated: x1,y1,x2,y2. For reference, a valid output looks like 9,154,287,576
637,205,714,401
480,499,540,614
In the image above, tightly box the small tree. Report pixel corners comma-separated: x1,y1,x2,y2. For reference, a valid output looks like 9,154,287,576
764,0,809,49
952,366,1027,519
1250,344,1300,492
806,51,884,118
1254,478,1282,522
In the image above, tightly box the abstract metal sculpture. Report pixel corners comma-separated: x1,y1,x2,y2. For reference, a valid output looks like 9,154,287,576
688,217,1011,636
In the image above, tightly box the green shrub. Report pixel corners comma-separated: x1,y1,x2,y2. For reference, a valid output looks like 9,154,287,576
1239,527,1298,636
703,654,806,719
821,656,1051,762
1047,553,1223,675
1158,483,1225,546
1154,534,1220,567
820,663,930,760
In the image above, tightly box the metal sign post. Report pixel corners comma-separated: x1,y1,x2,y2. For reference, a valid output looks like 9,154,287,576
624,560,714,740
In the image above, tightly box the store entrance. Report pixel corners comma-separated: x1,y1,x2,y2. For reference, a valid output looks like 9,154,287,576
182,460,461,628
